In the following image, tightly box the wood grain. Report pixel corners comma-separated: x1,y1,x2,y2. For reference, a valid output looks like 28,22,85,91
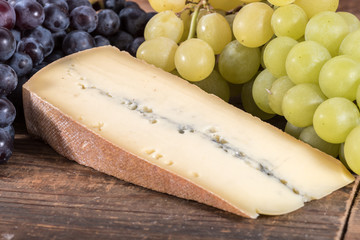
1,1,360,239
0,129,358,240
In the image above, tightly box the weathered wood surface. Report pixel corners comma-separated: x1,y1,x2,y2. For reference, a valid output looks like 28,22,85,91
1,1,360,240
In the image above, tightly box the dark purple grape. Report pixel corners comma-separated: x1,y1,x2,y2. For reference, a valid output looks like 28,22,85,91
124,1,140,9
43,3,70,32
0,97,16,128
128,36,144,57
66,0,90,12
44,49,63,63
104,0,125,13
8,52,33,77
94,35,110,47
0,64,17,96
3,125,15,140
109,30,133,50
0,0,16,29
17,37,44,65
95,9,120,36
10,29,21,42
38,0,68,12
14,0,45,30
23,26,54,57
0,127,14,164
62,30,95,55
0,27,16,61
118,7,147,37
70,6,98,33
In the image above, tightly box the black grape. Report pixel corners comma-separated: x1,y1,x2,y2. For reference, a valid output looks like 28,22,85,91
96,9,120,36
0,97,16,128
23,26,55,57
0,64,18,96
66,0,91,12
127,36,144,57
118,6,147,37
43,3,70,32
70,5,98,33
0,27,16,61
0,127,14,164
0,0,16,29
17,37,45,65
62,30,95,55
104,0,125,13
109,30,133,50
8,52,33,77
94,35,110,47
14,0,45,30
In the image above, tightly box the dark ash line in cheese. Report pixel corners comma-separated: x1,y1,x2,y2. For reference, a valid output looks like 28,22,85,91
78,82,306,200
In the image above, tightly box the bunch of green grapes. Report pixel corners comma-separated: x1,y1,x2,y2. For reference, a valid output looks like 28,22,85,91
136,0,360,175
253,0,360,174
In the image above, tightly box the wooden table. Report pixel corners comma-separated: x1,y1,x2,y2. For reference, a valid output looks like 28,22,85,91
1,1,360,239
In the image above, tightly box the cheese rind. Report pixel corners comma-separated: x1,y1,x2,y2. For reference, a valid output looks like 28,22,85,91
23,46,354,218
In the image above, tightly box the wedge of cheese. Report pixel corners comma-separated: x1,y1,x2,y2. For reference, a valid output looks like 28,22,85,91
23,46,354,218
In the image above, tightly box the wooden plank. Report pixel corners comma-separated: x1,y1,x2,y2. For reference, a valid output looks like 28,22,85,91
344,181,360,240
0,124,358,240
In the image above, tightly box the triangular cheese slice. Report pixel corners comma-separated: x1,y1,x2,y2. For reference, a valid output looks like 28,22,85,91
23,46,354,218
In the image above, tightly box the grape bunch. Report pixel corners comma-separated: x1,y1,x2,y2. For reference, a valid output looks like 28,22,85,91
137,0,360,175
0,0,155,163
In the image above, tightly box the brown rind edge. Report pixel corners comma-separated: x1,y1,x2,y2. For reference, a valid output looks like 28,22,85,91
22,86,253,219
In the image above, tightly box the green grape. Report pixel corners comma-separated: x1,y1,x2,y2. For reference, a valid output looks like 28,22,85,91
241,79,275,120
339,29,360,61
344,125,360,174
284,121,304,139
357,85,360,109
268,76,295,115
240,0,262,2
208,0,244,11
299,126,340,158
282,83,327,128
179,9,191,43
224,14,236,40
263,37,298,77
271,4,308,40
174,38,215,82
305,11,349,56
260,42,267,69
285,41,331,84
319,55,360,101
338,12,360,32
144,10,184,43
218,40,261,84
267,0,295,6
293,0,339,18
192,69,231,102
196,13,232,54
136,37,178,72
252,69,277,114
232,2,274,48
313,97,360,144
148,0,185,12
339,143,351,170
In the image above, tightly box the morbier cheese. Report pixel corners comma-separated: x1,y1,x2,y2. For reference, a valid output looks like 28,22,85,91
23,46,354,219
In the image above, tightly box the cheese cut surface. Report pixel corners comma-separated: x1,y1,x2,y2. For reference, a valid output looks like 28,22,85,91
23,46,354,218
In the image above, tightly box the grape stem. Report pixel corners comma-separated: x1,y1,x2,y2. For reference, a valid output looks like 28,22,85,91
187,0,207,40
